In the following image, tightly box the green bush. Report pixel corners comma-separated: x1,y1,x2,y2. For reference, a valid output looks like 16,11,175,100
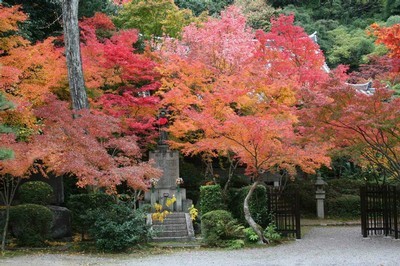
227,185,269,227
243,227,259,243
326,179,364,196
263,222,281,243
66,193,115,238
87,203,151,252
199,185,225,215
285,180,316,216
9,204,53,247
18,181,54,205
326,194,360,218
201,210,244,247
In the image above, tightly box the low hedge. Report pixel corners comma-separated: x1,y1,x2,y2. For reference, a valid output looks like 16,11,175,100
9,204,53,246
326,194,361,218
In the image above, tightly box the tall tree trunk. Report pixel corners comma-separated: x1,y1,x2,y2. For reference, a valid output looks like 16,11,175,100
243,179,269,244
62,0,89,110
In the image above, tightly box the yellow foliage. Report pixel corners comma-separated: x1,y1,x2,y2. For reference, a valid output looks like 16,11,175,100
165,195,176,207
152,195,176,222
188,204,198,221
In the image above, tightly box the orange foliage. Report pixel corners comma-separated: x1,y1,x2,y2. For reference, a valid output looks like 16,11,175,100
0,4,28,53
1,38,67,106
370,23,400,59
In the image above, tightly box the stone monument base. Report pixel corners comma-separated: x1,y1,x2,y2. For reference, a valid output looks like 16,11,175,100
143,188,192,212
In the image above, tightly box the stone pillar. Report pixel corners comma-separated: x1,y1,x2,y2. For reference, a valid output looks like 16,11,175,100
150,188,157,208
176,188,182,211
315,173,327,219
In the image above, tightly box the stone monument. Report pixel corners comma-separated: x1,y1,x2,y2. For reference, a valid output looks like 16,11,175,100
144,109,192,212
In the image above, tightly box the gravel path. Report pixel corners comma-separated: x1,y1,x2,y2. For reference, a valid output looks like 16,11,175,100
2,226,400,266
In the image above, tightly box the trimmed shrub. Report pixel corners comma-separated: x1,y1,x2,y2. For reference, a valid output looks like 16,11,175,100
227,185,269,227
285,180,316,216
326,194,360,218
326,179,364,196
201,210,244,246
18,181,54,205
87,203,150,252
9,204,53,247
199,185,225,215
66,193,115,238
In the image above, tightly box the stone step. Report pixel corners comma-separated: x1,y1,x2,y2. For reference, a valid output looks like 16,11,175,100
153,223,187,231
152,218,187,224
151,236,196,243
156,230,189,238
161,212,186,218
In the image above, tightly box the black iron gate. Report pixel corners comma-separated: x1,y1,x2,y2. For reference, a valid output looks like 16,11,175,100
360,185,399,239
268,189,301,239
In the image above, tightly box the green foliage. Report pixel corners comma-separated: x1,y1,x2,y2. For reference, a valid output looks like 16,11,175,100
66,193,115,238
9,204,53,247
225,239,245,249
278,0,391,70
201,210,244,246
199,185,225,215
227,185,269,227
243,227,259,243
285,180,316,216
0,149,14,161
384,0,400,18
326,179,365,196
78,0,118,18
327,26,375,69
0,93,15,160
326,194,361,218
263,222,281,243
87,203,151,252
234,0,277,31
18,181,54,205
180,159,203,205
3,0,62,42
386,15,400,26
175,0,233,16
113,0,197,39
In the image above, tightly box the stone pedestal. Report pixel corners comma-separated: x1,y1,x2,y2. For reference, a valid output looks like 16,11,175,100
316,190,326,219
145,146,191,213
315,174,327,219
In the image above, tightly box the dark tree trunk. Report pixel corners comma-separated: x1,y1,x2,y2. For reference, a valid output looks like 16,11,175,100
62,0,88,110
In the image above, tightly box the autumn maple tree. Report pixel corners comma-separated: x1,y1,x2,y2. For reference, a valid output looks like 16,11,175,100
306,79,400,183
304,22,400,183
366,23,400,93
79,13,161,145
370,23,400,59
158,7,331,243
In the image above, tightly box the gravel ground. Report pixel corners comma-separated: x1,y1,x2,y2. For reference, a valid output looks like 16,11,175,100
2,226,400,266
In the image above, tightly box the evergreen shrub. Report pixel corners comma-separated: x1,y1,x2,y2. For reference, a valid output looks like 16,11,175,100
227,185,269,227
18,181,54,205
326,194,360,218
87,203,150,252
199,185,225,215
201,209,244,246
66,193,115,238
9,204,53,246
